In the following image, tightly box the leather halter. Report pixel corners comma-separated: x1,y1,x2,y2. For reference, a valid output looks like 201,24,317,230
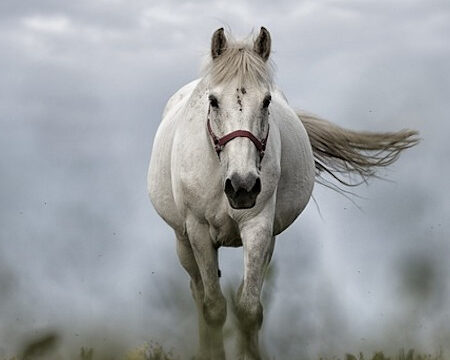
207,117,269,161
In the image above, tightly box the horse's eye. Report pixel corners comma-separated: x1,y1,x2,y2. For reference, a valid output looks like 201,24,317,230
262,94,271,108
209,95,219,108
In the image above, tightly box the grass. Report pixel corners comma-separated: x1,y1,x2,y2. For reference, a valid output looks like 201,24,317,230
342,349,445,360
1,332,180,360
1,332,446,360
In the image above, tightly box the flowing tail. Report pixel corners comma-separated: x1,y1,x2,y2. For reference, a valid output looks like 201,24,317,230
298,110,420,188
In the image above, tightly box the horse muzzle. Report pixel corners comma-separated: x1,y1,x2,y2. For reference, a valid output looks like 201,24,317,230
224,172,261,209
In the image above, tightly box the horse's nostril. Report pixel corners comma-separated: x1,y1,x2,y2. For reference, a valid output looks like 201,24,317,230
224,178,234,197
251,177,261,196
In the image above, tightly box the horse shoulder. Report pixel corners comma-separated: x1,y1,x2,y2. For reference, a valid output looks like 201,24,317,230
148,79,201,233
171,106,225,221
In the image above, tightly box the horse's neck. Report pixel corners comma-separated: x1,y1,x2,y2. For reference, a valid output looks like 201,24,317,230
180,79,209,126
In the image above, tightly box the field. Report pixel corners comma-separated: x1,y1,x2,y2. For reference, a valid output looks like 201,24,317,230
2,331,446,360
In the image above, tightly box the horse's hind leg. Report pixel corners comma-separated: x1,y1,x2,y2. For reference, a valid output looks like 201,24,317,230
176,223,226,360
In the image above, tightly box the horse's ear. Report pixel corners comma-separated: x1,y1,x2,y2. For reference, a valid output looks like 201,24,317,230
253,27,271,62
211,28,227,60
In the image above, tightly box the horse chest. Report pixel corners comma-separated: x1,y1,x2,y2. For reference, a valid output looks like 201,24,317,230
181,186,242,247
208,213,242,248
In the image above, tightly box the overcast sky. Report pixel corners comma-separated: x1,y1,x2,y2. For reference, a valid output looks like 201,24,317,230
1,1,449,358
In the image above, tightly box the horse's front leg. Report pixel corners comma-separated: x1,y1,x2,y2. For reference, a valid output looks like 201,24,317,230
186,215,227,360
235,216,275,360
176,232,210,360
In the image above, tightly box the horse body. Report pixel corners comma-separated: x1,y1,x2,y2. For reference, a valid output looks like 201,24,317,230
148,78,315,243
148,27,418,360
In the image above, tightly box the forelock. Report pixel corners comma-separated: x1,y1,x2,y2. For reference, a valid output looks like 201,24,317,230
202,36,273,88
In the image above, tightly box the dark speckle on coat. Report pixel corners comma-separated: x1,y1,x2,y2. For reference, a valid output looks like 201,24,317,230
237,95,243,111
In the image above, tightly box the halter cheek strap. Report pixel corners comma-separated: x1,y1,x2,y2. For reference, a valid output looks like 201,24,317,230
207,117,269,161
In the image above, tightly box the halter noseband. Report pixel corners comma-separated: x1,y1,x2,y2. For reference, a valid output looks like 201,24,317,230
207,117,269,162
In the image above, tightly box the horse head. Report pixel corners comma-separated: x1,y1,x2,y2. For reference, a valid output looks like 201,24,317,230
205,27,272,209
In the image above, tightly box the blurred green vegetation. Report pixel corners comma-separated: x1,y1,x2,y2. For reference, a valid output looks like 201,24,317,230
1,334,179,360
1,335,446,360
342,349,445,360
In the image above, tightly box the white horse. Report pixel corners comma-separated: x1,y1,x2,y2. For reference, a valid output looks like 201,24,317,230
147,27,418,360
